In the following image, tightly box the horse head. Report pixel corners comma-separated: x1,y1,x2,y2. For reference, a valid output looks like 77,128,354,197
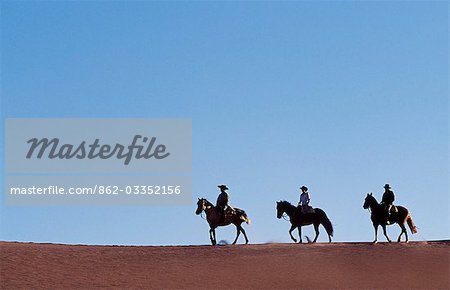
195,198,206,215
276,200,288,219
363,193,377,210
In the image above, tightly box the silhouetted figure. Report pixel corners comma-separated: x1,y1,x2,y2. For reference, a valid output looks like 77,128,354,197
363,193,417,243
216,184,234,222
381,184,396,223
196,197,250,245
277,200,333,243
298,185,313,214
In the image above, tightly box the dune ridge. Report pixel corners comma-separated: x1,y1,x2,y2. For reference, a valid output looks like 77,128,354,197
1,241,448,289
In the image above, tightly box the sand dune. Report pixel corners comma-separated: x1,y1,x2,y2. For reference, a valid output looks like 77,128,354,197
1,241,448,289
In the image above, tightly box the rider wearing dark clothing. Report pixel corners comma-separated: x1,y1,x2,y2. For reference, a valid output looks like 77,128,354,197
381,184,395,221
216,184,233,221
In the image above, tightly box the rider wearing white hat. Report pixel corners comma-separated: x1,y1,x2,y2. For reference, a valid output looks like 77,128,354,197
298,185,311,214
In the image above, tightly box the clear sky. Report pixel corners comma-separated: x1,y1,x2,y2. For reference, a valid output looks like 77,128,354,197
1,1,448,245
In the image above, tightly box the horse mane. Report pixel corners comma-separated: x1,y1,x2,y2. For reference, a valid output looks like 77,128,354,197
366,194,378,204
279,200,296,209
201,198,214,207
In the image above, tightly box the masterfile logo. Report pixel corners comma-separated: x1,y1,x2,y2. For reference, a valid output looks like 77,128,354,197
4,119,192,205
6,118,191,173
26,135,170,165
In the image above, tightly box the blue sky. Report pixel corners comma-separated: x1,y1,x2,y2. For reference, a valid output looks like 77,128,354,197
1,1,448,245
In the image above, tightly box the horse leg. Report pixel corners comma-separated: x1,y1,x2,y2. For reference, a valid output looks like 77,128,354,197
209,229,215,245
382,225,391,242
313,223,319,243
213,229,217,245
289,225,297,243
400,224,409,243
232,225,241,245
297,227,302,243
373,224,379,244
239,225,249,244
398,223,408,243
397,228,403,243
209,229,217,246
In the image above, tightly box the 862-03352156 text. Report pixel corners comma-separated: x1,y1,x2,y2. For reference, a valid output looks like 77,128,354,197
9,185,183,195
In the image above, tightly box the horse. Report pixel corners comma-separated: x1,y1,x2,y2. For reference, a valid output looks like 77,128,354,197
363,193,417,243
276,200,334,243
195,198,251,245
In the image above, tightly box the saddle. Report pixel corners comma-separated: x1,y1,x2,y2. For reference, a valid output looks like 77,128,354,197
219,208,237,223
381,202,397,213
299,205,315,215
386,205,398,225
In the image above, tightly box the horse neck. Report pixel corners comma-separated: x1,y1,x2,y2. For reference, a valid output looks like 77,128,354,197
203,199,214,214
283,202,297,218
204,199,213,208
367,197,379,211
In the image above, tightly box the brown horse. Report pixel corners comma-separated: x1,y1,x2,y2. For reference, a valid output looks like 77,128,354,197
195,198,251,245
276,200,334,243
363,193,417,243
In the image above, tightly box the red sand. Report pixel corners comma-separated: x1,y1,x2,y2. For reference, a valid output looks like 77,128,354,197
1,241,449,289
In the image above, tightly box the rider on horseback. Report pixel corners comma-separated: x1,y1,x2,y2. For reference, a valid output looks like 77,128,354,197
381,184,396,222
298,185,313,214
216,184,234,222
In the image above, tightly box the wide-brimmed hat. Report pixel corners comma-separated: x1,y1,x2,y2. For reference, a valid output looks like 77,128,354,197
300,186,308,191
384,184,391,189
218,184,229,190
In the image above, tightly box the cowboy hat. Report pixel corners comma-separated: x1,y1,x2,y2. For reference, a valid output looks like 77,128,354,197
218,184,229,190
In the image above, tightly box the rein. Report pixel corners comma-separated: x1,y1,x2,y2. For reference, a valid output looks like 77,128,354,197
199,202,213,220
279,202,295,222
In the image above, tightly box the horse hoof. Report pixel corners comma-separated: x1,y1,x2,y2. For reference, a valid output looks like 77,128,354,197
388,240,392,243
372,240,378,244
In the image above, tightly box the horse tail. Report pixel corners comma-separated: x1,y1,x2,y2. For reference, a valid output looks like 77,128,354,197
234,208,251,224
241,213,251,225
406,215,417,234
317,209,333,237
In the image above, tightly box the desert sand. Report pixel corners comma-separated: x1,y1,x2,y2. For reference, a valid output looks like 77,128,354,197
1,241,448,289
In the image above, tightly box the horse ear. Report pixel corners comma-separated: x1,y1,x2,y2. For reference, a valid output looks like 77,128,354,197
370,192,373,196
